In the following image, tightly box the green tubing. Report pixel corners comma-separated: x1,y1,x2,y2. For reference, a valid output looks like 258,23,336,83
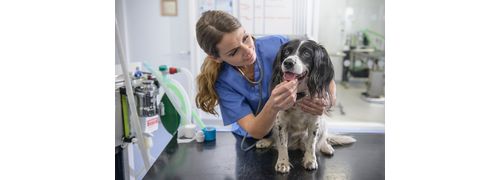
363,29,385,39
165,82,188,125
165,78,206,128
143,63,188,125
143,62,206,129
192,110,205,129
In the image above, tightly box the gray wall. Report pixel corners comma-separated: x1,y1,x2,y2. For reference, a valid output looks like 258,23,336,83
124,0,190,64
117,0,192,88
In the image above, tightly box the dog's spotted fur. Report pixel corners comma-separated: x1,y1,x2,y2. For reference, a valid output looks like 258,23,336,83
256,39,356,173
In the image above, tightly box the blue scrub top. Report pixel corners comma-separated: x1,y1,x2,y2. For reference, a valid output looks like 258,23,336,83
215,35,289,138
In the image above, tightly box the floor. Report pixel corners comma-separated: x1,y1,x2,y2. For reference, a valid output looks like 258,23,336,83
326,78,385,133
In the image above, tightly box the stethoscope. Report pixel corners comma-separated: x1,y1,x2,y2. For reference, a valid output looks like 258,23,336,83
237,56,264,151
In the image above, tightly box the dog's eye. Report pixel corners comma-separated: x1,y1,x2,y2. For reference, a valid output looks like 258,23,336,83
284,49,291,56
302,51,311,58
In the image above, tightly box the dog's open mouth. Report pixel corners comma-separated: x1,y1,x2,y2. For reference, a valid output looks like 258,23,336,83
283,71,307,82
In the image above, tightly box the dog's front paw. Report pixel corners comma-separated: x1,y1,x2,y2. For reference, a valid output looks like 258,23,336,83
275,161,292,173
302,157,318,170
256,138,272,149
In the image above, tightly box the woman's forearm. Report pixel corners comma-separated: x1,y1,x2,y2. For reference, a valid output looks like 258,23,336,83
248,102,279,139
237,101,279,139
238,80,298,139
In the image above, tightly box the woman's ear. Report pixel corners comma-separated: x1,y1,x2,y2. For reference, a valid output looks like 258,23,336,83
208,55,223,63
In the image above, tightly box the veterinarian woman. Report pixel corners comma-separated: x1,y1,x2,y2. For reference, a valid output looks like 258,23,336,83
195,10,336,139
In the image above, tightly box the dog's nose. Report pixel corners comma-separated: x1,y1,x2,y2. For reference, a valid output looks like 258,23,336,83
283,59,295,69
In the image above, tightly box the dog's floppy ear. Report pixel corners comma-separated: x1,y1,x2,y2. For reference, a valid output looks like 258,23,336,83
307,42,334,98
270,42,288,91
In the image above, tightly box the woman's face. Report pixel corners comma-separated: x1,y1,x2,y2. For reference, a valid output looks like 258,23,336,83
214,27,256,67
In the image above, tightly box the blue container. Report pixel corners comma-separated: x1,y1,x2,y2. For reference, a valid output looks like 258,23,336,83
202,127,216,141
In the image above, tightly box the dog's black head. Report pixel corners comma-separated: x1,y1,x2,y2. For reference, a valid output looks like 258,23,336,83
271,39,334,98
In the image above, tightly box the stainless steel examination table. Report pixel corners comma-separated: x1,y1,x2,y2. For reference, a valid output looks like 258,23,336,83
143,132,384,180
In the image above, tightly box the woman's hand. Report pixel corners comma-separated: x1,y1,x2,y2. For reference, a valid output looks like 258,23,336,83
298,80,336,116
297,97,329,116
269,79,298,111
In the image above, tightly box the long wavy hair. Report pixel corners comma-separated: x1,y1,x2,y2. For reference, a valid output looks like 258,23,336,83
195,10,241,115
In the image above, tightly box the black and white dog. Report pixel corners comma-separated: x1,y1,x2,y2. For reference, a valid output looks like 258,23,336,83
256,39,356,173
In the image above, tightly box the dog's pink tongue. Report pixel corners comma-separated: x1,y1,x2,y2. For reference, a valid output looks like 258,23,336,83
284,72,297,81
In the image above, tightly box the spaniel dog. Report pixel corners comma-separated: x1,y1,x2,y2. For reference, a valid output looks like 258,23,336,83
256,39,356,173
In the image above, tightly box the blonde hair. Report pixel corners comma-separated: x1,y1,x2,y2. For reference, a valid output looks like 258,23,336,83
195,10,241,115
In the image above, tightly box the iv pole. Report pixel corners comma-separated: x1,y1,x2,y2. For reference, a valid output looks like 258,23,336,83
115,17,151,171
